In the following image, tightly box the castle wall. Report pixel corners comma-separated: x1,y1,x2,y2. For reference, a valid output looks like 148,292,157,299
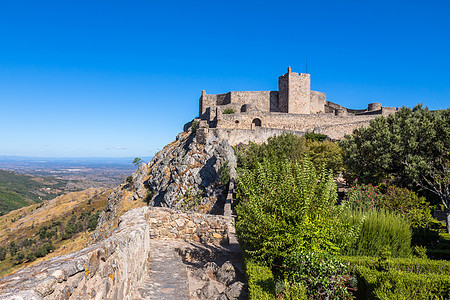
213,128,305,145
217,112,381,139
200,93,230,118
310,91,327,114
228,91,275,112
278,74,289,113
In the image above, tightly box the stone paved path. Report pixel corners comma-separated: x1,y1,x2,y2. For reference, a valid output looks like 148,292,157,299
137,239,190,300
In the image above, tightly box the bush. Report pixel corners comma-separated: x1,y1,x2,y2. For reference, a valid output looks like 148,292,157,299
26,252,36,262
15,251,24,263
245,260,276,300
342,181,383,211
340,255,450,275
236,157,357,264
339,209,412,258
235,133,308,170
381,186,434,228
191,120,199,135
356,266,450,299
282,251,351,299
223,108,235,114
0,247,6,261
306,140,344,174
304,132,328,142
88,211,100,231
9,241,18,256
220,161,230,188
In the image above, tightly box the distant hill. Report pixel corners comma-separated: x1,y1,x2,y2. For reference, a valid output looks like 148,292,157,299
0,170,71,215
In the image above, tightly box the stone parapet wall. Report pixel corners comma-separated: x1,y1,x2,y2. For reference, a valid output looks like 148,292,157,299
0,206,237,299
0,207,151,300
314,120,373,139
217,111,379,133
146,207,233,244
213,128,305,145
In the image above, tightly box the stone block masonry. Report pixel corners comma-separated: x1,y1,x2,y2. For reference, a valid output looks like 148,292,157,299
147,207,234,244
0,207,236,299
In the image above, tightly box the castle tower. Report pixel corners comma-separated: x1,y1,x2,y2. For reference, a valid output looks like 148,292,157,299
278,67,311,114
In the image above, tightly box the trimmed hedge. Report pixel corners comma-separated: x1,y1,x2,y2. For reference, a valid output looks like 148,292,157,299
245,261,276,300
340,255,450,275
356,266,450,299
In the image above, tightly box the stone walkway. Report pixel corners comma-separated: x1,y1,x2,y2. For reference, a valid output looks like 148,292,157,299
137,239,190,300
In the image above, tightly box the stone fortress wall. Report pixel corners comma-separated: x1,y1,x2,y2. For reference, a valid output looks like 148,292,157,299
0,207,235,299
198,67,397,142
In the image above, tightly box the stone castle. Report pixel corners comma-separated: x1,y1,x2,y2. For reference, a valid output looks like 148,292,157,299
196,67,397,143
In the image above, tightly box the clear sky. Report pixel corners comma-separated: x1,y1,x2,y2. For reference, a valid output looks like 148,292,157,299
0,0,449,157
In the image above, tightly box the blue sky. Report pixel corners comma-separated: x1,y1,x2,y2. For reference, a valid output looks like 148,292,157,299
0,0,449,157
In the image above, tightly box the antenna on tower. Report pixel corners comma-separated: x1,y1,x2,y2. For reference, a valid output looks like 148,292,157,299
306,56,308,74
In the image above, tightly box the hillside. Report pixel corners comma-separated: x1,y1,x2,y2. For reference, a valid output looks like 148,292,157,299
0,169,72,215
0,188,111,277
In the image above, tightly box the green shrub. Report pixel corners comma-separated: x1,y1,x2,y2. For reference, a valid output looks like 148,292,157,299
236,157,357,264
15,251,24,263
0,247,6,261
340,255,450,275
9,241,18,256
234,133,308,170
26,252,36,262
381,186,434,228
191,120,199,135
88,211,100,231
339,209,412,258
282,251,351,299
356,266,450,299
306,140,344,174
245,260,276,300
342,181,383,211
126,175,133,186
282,282,307,300
220,161,230,187
223,108,235,114
304,132,328,142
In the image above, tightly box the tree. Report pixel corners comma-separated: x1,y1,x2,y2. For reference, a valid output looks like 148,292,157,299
132,157,143,167
340,105,450,231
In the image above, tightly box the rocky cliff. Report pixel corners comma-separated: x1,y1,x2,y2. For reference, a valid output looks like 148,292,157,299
94,127,237,241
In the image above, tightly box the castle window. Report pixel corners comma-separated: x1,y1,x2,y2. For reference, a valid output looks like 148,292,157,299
252,118,262,128
235,120,240,124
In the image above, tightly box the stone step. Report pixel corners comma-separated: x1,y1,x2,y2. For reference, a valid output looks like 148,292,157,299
136,240,190,300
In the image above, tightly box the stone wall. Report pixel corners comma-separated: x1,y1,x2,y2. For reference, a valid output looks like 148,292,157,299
314,120,374,139
229,91,274,112
212,128,305,145
0,207,151,300
147,207,233,244
217,111,379,134
0,206,236,299
310,91,327,114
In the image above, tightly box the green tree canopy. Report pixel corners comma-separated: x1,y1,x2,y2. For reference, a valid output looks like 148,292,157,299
340,105,450,210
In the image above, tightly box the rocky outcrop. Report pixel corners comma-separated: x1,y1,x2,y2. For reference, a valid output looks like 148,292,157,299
93,128,237,242
146,129,237,214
